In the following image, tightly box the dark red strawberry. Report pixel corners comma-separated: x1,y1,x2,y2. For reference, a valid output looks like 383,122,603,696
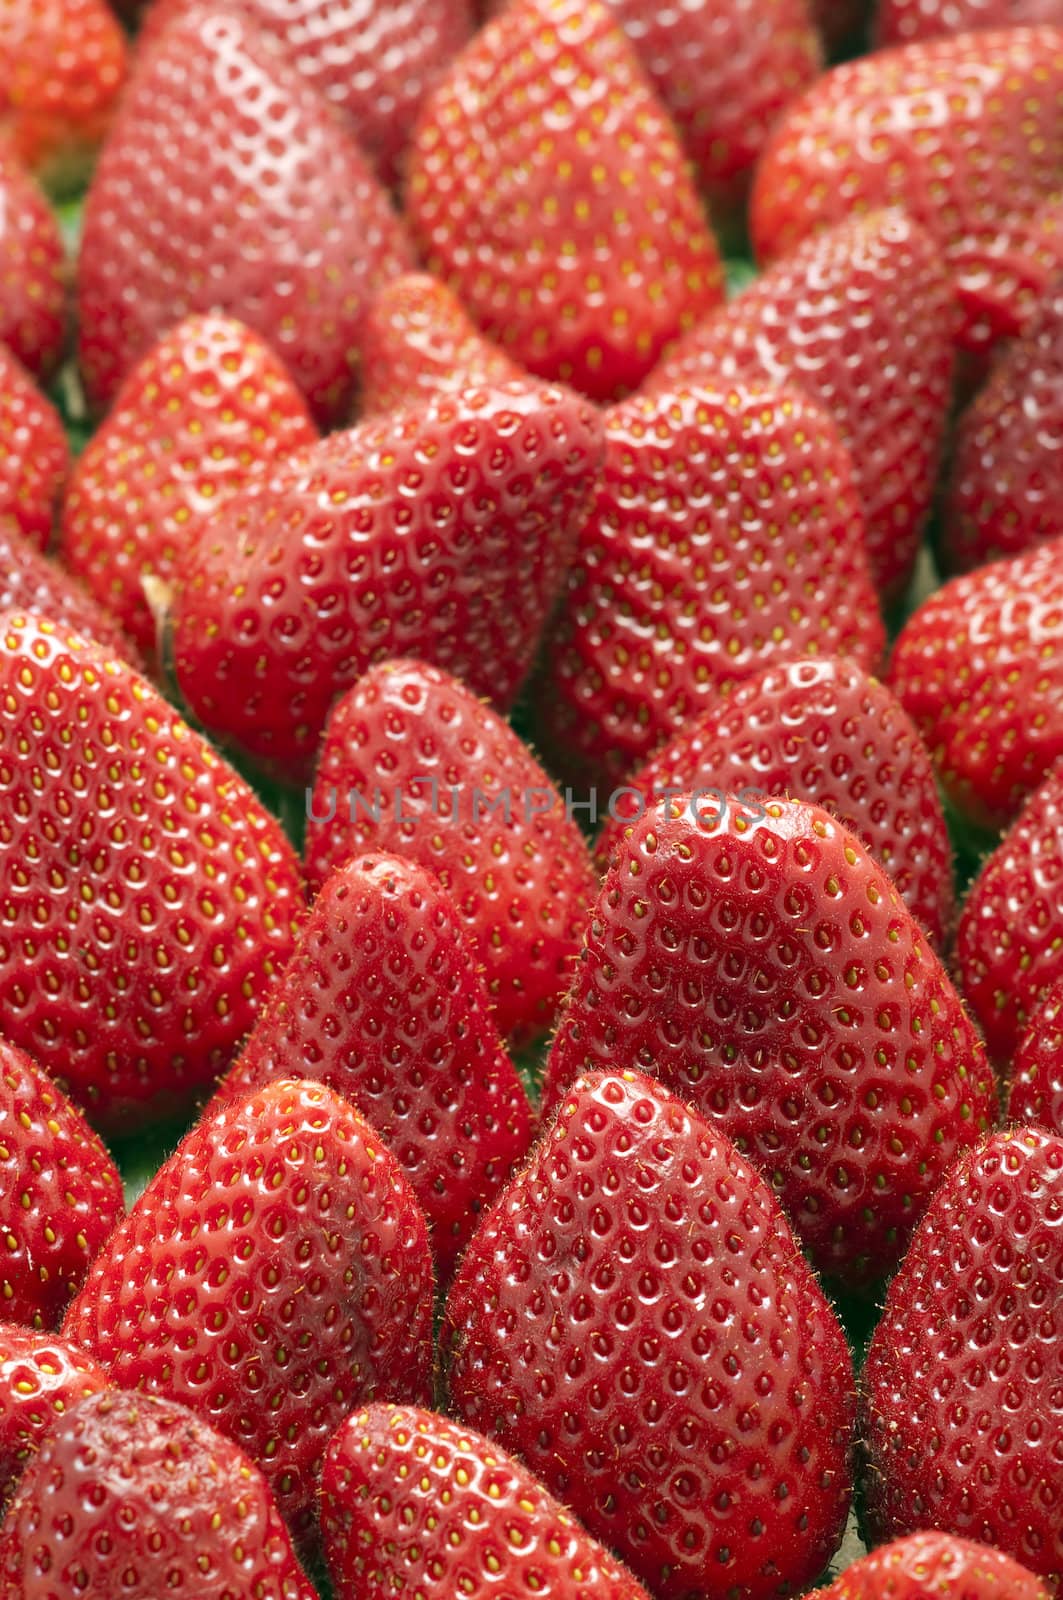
77,4,412,422
818,1532,1051,1600
877,0,1062,45
543,794,994,1286
305,660,598,1043
597,655,954,946
646,209,957,601
445,1067,856,1600
0,346,68,551
0,1389,317,1598
863,1126,1063,1591
0,612,303,1132
60,312,318,659
537,380,885,789
0,147,65,382
0,1324,108,1506
406,0,724,401
63,1078,435,1539
215,852,534,1278
0,516,138,662
172,382,603,781
1008,978,1063,1134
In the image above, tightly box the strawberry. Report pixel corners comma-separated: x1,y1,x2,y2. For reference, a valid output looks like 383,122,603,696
444,1067,856,1600
596,656,954,947
0,1389,317,1598
1008,978,1063,1135
0,1324,108,1506
77,4,413,423
215,852,534,1279
816,1531,1051,1600
406,0,724,401
0,147,65,382
0,346,68,551
63,1078,435,1539
171,381,603,782
750,27,1063,359
322,1401,653,1599
877,0,1062,45
645,209,957,602
59,312,318,660
889,538,1063,830
0,1036,123,1331
542,795,994,1286
305,660,599,1043
863,1126,1063,1591
0,612,303,1132
0,516,138,662
536,380,885,789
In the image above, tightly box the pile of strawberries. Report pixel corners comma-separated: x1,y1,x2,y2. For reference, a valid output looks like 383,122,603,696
0,0,1062,1594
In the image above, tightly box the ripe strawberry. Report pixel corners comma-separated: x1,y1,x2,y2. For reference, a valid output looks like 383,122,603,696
305,660,598,1043
889,538,1063,830
751,27,1063,359
0,1037,123,1332
406,0,724,401
863,1126,1063,1591
877,0,1062,45
359,273,523,418
646,210,957,601
0,1324,108,1506
0,346,68,551
445,1067,856,1600
216,852,534,1278
0,147,65,382
0,1389,316,1598
0,613,303,1132
77,4,412,422
537,380,885,789
597,656,954,947
0,516,138,662
817,1531,1051,1600
543,795,994,1286
171,382,603,781
322,1401,653,1599
63,1078,435,1538
59,312,318,660
1008,978,1063,1134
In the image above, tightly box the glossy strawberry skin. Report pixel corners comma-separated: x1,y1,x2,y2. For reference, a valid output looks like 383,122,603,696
646,210,957,602
863,1127,1063,1590
407,0,724,401
597,656,953,947
445,1068,856,1600
0,515,137,664
544,795,994,1287
63,1079,435,1539
172,382,603,781
1008,979,1063,1135
216,853,534,1279
537,381,885,789
0,1324,109,1506
306,660,598,1043
322,1402,654,1600
0,147,66,382
876,0,1062,46
0,348,68,552
0,613,304,1132
77,4,412,423
60,313,317,659
818,1531,1051,1600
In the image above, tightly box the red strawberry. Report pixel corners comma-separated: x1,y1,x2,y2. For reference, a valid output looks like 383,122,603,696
305,660,598,1043
59,312,318,659
817,1531,1051,1600
536,380,885,789
406,0,724,401
597,655,954,946
63,1078,435,1538
1008,978,1063,1135
0,516,138,662
0,147,65,382
322,1401,653,1599
889,538,1063,830
0,1324,108,1506
863,1126,1063,1591
877,0,1062,45
751,27,1063,359
359,273,523,418
646,209,957,601
215,852,534,1278
0,346,68,551
445,1067,856,1600
0,1036,123,1331
171,382,603,781
0,1389,316,1598
0,612,303,1132
543,795,994,1286
77,4,412,423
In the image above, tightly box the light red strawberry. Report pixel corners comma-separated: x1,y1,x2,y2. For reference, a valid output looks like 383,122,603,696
171,381,603,781
537,379,885,789
646,209,957,601
877,0,1062,45
0,515,138,661
863,1126,1063,1591
305,660,598,1043
406,0,724,401
59,312,318,659
445,1067,856,1600
817,1531,1051,1600
0,147,65,382
0,1325,109,1506
0,346,68,551
77,3,413,422
1008,978,1063,1135
0,612,304,1132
